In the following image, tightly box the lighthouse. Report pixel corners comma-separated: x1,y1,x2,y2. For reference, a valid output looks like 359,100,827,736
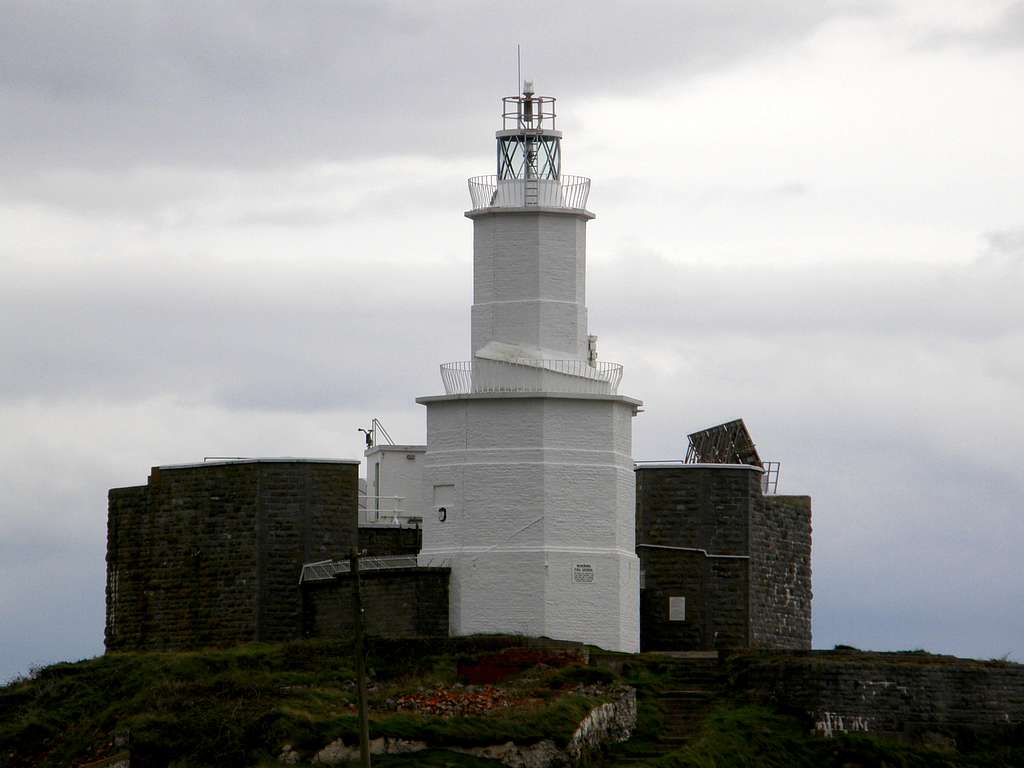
417,82,642,652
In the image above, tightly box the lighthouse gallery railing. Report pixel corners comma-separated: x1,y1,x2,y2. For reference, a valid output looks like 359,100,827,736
467,174,590,210
440,358,622,396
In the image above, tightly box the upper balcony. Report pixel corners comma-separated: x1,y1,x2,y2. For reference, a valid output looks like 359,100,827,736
468,175,591,211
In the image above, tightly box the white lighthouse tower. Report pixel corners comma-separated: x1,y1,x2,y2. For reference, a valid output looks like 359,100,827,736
417,83,642,652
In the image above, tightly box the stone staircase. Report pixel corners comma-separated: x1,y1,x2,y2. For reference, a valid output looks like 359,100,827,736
599,651,724,765
655,652,723,746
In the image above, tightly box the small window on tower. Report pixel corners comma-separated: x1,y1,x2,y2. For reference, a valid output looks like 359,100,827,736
669,596,686,622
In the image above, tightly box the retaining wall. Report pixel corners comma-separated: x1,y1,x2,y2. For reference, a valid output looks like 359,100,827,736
731,651,1024,744
303,567,450,639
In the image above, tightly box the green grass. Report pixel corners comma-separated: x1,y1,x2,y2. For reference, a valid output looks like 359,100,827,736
0,641,360,767
597,652,1024,768
3,643,1023,768
604,702,1024,768
0,638,605,767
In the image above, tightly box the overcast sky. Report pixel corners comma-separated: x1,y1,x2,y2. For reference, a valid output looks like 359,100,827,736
2,0,1023,681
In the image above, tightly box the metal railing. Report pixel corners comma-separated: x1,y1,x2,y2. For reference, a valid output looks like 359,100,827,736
299,555,449,583
762,461,781,495
502,94,557,130
467,174,590,210
358,495,419,527
300,555,419,583
440,358,622,396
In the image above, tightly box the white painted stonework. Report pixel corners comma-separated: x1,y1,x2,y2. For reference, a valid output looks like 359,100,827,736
470,211,591,361
364,445,426,525
417,393,640,651
418,87,641,652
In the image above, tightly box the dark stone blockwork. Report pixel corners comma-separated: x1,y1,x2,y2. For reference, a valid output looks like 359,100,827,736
636,465,811,652
303,568,450,639
106,458,811,654
105,459,360,650
358,526,423,557
731,652,1024,743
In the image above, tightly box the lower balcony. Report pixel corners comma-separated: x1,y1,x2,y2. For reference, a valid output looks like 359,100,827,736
440,358,623,396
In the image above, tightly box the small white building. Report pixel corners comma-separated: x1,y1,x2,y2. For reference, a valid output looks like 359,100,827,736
363,444,426,527
417,83,642,652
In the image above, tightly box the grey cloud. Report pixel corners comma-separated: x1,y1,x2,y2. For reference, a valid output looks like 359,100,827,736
917,1,1024,51
0,255,466,410
0,165,469,225
0,0,856,173
614,299,1024,657
227,180,467,229
6,242,1020,414
588,247,1024,342
595,178,815,213
228,206,355,230
980,226,1024,268
770,181,810,198
0,167,212,219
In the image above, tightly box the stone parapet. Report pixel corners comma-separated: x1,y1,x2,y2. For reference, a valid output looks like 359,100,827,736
730,651,1024,744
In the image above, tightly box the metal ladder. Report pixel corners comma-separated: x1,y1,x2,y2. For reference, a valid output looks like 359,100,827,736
524,177,538,205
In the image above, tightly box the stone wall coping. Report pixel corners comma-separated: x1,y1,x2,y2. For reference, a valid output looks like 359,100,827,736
416,392,642,406
301,566,451,587
156,457,361,470
364,445,427,456
109,484,147,493
634,462,764,473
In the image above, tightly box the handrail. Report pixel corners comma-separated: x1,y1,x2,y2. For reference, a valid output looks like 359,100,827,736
440,358,622,395
358,495,416,526
467,174,590,210
299,555,424,583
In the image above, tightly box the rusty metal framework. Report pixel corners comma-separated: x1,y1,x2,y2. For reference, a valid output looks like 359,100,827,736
684,419,762,466
684,419,783,494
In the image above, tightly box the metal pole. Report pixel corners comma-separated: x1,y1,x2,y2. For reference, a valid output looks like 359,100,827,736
351,547,371,768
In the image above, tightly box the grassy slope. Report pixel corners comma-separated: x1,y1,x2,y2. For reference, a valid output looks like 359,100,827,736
600,653,1024,768
0,638,602,768
645,704,1024,768
2,641,1022,768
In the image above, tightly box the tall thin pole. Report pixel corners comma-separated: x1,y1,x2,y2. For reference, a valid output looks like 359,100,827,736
351,547,371,768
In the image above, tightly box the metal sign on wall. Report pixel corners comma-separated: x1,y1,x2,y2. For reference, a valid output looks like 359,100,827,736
573,563,595,584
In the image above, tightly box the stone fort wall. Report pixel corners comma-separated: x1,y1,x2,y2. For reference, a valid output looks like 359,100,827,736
106,458,810,653
105,459,359,650
751,493,812,649
636,464,811,652
730,651,1024,743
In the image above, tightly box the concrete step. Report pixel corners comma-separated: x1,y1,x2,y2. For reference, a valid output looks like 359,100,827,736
656,688,714,741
